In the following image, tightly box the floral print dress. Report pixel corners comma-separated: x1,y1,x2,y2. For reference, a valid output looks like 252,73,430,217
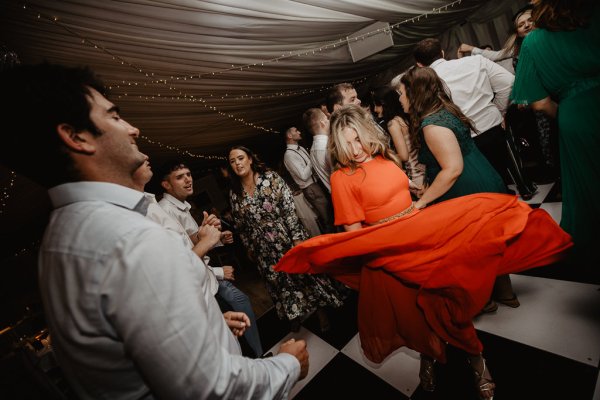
230,170,347,321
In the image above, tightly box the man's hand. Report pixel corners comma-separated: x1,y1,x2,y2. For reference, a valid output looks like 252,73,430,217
223,311,250,337
223,266,235,281
201,211,222,231
220,230,234,244
278,338,309,380
198,223,221,249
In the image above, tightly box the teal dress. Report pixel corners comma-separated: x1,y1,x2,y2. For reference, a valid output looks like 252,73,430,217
418,109,506,203
511,6,600,261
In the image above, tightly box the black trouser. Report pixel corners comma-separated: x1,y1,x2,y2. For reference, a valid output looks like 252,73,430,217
474,124,537,196
302,182,334,233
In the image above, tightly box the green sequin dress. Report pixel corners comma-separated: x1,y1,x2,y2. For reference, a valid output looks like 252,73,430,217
418,109,507,204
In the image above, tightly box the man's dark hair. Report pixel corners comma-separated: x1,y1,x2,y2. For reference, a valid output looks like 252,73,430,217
159,161,190,182
413,38,443,67
326,82,354,113
0,63,105,187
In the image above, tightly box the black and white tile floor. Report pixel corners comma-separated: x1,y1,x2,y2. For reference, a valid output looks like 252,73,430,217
256,182,600,400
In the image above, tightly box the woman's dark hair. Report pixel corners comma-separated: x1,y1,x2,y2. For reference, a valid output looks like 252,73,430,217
381,88,409,125
226,145,268,196
400,66,476,151
532,0,592,31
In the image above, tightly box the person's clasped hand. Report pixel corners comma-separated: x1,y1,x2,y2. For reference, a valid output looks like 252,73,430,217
223,311,249,337
278,338,309,380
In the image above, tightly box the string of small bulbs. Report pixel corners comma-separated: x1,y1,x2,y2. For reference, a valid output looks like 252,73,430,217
0,170,17,215
19,2,279,138
20,0,465,102
139,135,226,161
17,0,465,157
163,0,464,81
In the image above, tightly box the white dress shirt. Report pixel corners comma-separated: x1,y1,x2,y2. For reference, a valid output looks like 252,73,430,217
158,192,224,280
284,144,315,189
430,56,514,135
145,192,219,293
310,134,332,192
41,181,299,400
471,47,515,74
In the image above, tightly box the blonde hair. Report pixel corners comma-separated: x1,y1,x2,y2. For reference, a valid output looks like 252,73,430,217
329,104,402,172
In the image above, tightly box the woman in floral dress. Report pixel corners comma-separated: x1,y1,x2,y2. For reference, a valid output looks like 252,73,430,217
227,145,347,330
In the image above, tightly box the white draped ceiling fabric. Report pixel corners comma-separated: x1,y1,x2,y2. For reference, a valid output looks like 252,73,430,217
1,0,523,162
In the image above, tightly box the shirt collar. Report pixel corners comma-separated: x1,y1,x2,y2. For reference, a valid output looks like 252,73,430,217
48,181,145,212
144,192,158,203
430,58,445,68
162,192,191,212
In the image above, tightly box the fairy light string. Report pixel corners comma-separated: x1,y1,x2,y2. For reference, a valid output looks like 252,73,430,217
20,0,465,97
0,170,17,215
18,0,465,152
20,2,278,138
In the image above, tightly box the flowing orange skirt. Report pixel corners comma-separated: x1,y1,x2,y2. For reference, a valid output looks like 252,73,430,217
275,194,572,363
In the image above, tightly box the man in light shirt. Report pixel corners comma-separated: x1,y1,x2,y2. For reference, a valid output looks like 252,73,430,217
157,161,264,358
283,126,333,232
0,63,308,400
303,107,332,193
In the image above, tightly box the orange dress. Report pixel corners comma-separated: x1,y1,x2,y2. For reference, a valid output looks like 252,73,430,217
275,156,572,363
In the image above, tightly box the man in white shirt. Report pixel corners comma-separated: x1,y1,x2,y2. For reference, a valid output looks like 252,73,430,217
283,126,334,232
0,63,308,400
157,161,264,358
303,107,332,193
413,38,537,199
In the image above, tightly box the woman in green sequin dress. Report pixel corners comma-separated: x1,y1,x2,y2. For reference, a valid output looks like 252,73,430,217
397,67,506,208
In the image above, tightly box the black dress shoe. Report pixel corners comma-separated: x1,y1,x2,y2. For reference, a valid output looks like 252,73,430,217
520,192,534,201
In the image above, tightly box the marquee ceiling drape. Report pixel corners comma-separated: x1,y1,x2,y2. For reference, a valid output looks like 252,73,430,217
1,0,521,163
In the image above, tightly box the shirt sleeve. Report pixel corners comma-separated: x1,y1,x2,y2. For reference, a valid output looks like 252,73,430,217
284,149,313,181
106,227,300,399
330,170,365,226
211,266,225,280
481,56,515,113
472,47,507,62
510,35,549,105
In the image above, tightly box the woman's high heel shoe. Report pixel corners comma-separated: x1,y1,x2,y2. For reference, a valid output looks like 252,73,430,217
469,356,495,400
419,354,436,392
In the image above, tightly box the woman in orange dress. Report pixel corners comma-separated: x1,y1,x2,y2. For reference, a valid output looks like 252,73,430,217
275,105,572,399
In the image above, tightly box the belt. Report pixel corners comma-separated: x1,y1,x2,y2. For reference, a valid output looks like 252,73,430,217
365,203,416,226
